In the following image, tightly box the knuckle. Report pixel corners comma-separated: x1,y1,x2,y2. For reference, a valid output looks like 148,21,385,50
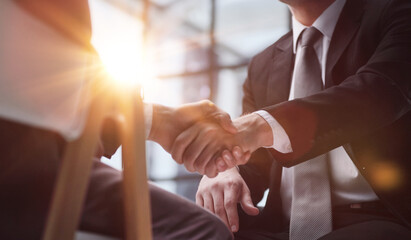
210,184,221,192
224,199,236,208
202,100,215,112
203,186,212,193
227,180,240,189
202,99,211,105
203,128,217,138
223,113,231,120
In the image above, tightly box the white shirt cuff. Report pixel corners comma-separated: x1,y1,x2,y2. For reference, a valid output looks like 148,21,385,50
144,103,153,139
254,110,293,153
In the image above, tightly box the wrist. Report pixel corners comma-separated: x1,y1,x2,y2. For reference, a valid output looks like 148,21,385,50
219,166,241,178
252,113,273,148
252,113,274,148
148,104,174,143
235,113,273,152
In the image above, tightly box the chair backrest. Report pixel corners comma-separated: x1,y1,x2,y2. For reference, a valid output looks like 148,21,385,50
43,90,153,240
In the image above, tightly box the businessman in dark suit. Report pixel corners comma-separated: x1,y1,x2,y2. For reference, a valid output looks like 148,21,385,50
180,0,411,239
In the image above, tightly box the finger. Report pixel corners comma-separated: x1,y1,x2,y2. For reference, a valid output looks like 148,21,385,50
196,192,204,207
224,189,240,232
201,100,217,116
194,142,221,175
171,125,201,164
216,113,237,134
239,186,259,216
233,146,247,165
235,150,251,166
204,154,219,178
213,190,230,229
216,157,227,172
202,193,215,213
200,101,237,134
222,150,236,169
183,133,213,173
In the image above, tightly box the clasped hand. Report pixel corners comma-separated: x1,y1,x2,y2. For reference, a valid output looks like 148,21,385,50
153,100,272,178
150,100,272,177
171,119,250,178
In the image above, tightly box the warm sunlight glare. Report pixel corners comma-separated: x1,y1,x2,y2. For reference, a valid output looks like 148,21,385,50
94,29,156,89
90,0,156,91
102,42,141,87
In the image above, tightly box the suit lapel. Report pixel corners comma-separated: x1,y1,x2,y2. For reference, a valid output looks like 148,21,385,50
325,0,365,88
263,34,293,228
266,32,294,106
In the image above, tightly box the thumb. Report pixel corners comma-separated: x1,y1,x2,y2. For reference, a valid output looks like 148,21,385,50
239,186,259,216
200,100,237,134
217,113,237,134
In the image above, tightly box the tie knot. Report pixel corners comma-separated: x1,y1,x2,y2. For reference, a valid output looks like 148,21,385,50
300,27,322,47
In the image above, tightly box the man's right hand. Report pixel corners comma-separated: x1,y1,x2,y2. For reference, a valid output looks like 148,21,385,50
171,113,271,177
148,100,248,172
196,168,259,233
148,100,237,153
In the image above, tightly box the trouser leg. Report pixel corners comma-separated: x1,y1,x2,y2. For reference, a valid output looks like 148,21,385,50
0,119,232,240
82,161,233,240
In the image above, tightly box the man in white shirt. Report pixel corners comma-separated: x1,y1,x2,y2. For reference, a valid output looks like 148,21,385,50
0,1,239,239
176,0,411,239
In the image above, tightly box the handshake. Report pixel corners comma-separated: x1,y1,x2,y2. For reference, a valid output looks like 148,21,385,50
148,100,273,178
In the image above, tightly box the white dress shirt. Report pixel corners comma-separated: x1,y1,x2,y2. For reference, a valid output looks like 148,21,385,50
255,0,378,221
0,0,152,141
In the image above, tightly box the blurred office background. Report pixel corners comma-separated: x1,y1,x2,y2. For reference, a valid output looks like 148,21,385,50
90,0,290,202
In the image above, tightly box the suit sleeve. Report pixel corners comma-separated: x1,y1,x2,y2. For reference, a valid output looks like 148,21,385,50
238,61,274,204
264,0,411,167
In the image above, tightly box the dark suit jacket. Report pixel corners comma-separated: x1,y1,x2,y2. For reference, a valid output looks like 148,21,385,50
239,0,411,230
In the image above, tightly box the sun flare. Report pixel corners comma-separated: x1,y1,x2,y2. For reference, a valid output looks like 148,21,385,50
90,8,156,93
95,35,156,90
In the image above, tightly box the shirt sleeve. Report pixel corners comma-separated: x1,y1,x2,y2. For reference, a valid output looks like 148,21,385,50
254,110,293,153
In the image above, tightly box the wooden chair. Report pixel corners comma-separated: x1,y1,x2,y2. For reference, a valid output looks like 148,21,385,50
42,86,152,240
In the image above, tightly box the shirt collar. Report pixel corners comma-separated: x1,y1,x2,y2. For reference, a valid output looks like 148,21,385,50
292,0,346,53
